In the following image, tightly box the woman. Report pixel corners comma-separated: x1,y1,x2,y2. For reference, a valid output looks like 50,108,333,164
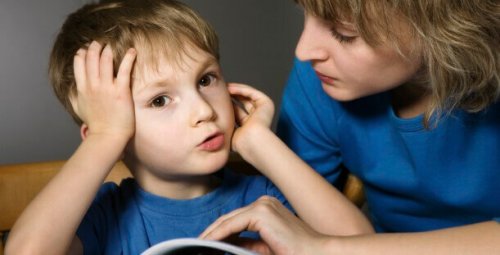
201,0,500,254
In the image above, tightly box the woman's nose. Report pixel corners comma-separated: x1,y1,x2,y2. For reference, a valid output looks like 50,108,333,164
295,14,329,62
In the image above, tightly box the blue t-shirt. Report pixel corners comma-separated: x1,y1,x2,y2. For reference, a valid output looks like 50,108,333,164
277,59,500,233
76,169,287,255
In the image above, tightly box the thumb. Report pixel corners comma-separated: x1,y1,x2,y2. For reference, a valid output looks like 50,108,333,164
225,236,274,255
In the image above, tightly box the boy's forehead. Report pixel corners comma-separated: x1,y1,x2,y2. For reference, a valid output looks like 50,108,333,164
131,47,218,90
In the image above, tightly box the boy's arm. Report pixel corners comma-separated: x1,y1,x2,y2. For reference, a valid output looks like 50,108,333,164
5,42,136,255
238,126,373,235
228,83,373,236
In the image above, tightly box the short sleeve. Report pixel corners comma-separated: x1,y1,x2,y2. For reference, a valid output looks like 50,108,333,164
76,183,118,255
276,58,346,187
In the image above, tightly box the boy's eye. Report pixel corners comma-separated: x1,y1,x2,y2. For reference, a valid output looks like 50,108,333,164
150,95,171,108
198,73,216,87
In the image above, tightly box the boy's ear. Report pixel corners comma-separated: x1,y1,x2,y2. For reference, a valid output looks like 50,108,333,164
80,124,89,140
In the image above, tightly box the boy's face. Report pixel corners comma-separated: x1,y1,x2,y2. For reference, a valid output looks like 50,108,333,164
126,46,234,183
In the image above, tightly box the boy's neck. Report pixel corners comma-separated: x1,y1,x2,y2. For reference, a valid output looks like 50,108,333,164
135,172,221,199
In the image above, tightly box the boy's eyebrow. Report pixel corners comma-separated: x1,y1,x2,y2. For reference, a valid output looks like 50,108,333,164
134,56,219,94
194,57,219,75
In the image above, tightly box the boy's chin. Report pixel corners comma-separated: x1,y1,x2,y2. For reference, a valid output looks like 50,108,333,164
203,152,230,172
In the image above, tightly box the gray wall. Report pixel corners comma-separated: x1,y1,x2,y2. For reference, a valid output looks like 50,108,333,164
0,0,303,164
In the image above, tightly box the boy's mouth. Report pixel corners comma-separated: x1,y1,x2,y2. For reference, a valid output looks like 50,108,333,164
198,133,225,151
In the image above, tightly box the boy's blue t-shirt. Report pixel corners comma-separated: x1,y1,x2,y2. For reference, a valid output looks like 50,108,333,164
277,59,500,233
76,169,287,255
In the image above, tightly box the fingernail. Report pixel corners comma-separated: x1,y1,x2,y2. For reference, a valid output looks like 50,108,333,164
76,48,85,56
104,44,112,52
90,40,99,47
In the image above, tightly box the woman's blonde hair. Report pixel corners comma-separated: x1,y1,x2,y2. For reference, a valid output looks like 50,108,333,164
49,0,219,125
296,0,500,125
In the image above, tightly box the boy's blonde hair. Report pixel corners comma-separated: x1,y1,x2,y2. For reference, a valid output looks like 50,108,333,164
296,0,500,124
49,0,219,125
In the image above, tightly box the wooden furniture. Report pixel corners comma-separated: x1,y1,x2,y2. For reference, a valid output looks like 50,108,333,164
0,160,131,255
0,154,363,254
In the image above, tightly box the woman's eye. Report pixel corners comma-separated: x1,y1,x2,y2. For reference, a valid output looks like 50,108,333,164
331,29,356,44
198,73,216,87
150,96,171,108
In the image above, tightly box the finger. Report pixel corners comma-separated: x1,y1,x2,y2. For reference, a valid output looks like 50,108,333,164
86,41,103,88
231,96,249,115
238,241,274,255
116,48,137,89
227,82,252,89
201,196,277,240
227,83,266,101
233,104,249,124
201,212,256,241
71,48,87,117
73,48,87,91
200,206,249,238
230,94,256,116
227,83,270,111
232,97,250,124
99,44,114,85
227,237,273,255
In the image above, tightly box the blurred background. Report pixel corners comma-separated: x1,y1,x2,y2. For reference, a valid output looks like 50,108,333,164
0,0,303,164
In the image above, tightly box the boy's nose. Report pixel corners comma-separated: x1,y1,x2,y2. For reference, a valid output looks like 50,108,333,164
295,15,329,62
191,95,216,126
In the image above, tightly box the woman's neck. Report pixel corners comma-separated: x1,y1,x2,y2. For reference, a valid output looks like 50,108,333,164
391,84,431,119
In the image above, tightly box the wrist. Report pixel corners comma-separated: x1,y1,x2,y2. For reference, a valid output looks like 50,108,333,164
233,125,272,161
86,125,132,141
71,133,130,176
318,235,345,255
83,131,130,149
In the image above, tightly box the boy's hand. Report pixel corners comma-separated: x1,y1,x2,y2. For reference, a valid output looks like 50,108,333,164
72,41,137,141
228,83,274,153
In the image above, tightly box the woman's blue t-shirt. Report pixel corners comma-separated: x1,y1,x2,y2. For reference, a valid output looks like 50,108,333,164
277,59,500,232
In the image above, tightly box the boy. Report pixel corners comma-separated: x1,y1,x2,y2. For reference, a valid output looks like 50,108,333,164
6,0,371,254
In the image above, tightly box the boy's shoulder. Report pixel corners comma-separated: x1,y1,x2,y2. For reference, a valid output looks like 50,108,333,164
90,178,136,208
89,171,281,212
221,169,289,209
220,168,270,191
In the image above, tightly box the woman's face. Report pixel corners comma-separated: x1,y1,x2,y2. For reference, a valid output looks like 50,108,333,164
295,13,422,101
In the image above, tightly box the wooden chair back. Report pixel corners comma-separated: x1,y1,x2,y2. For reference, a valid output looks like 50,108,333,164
0,160,131,255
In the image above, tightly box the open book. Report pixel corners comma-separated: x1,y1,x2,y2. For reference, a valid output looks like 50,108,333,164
141,238,259,255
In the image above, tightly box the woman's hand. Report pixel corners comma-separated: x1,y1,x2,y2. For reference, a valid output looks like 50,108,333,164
200,196,328,255
72,41,137,141
228,83,275,153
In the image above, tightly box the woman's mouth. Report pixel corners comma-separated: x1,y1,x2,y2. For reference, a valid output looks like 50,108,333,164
315,71,337,86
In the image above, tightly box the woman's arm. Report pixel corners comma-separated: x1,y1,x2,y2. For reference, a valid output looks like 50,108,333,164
202,199,500,255
328,221,500,255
